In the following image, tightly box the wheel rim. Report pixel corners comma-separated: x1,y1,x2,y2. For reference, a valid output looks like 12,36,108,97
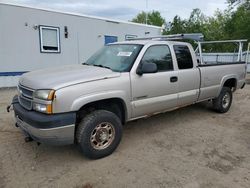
222,92,231,109
90,122,115,150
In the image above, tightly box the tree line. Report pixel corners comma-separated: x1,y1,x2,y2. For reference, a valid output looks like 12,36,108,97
132,0,250,44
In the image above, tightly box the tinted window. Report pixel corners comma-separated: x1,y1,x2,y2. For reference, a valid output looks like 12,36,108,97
141,45,173,72
174,45,193,69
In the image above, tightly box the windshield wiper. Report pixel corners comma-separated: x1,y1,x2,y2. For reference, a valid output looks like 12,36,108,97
82,63,112,71
82,62,90,65
92,64,112,70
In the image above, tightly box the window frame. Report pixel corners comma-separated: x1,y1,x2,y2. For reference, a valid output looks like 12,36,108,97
139,44,174,73
173,45,194,70
39,25,61,53
125,34,138,41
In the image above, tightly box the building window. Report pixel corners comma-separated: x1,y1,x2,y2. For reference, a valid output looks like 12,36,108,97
125,35,137,40
39,26,60,53
104,35,118,45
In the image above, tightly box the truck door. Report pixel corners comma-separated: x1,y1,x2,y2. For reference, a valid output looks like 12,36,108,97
173,45,200,106
130,45,178,118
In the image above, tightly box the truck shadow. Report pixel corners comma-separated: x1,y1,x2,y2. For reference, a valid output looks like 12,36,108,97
24,101,214,162
30,102,214,157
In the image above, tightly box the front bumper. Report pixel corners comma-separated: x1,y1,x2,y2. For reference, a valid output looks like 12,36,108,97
12,95,76,145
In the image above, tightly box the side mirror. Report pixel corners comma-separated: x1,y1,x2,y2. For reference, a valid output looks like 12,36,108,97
137,62,158,75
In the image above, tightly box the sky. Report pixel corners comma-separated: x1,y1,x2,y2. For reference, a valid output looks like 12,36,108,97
0,0,228,22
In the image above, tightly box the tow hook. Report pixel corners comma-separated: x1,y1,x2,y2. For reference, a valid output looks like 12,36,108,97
7,100,18,112
241,83,246,89
6,103,12,113
25,136,33,143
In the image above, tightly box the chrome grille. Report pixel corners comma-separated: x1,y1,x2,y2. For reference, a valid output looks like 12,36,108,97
18,84,34,110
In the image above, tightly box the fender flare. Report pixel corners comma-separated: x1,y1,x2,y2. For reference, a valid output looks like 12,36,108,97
217,74,238,96
70,90,130,119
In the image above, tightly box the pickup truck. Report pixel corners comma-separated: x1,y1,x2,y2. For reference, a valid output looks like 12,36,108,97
10,36,247,159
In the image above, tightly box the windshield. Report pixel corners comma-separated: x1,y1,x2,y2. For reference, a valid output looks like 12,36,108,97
84,44,143,72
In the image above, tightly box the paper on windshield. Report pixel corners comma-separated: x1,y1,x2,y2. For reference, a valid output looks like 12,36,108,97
117,52,132,57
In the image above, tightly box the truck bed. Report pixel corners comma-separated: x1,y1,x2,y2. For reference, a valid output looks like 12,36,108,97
197,62,246,101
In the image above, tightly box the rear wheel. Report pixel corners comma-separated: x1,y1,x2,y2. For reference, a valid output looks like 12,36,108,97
212,87,232,113
76,110,122,159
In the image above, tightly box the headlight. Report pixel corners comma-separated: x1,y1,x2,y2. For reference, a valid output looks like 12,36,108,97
33,90,55,100
33,103,52,114
33,89,55,114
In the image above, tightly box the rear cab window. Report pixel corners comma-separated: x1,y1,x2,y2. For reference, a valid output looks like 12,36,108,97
173,45,193,69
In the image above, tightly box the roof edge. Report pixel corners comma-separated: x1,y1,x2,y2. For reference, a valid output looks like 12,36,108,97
0,2,161,29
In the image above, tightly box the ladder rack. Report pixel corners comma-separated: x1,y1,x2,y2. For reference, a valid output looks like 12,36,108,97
128,33,205,42
128,33,248,64
197,39,248,63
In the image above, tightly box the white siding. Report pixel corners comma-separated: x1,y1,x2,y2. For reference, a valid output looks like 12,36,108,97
0,3,161,87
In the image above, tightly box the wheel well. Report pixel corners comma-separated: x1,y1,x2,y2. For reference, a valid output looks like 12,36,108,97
223,78,237,91
76,98,127,125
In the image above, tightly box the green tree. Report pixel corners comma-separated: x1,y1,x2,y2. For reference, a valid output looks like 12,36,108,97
186,9,208,35
132,11,147,24
132,11,166,27
227,0,247,5
166,15,187,34
132,0,250,51
205,9,231,41
165,9,208,36
224,1,250,43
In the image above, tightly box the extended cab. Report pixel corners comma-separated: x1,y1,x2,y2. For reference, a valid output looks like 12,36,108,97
10,35,247,159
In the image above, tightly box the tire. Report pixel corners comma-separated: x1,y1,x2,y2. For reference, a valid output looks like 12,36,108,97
212,87,233,113
76,110,123,159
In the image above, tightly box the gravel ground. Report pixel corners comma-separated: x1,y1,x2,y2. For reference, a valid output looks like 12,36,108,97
0,85,250,188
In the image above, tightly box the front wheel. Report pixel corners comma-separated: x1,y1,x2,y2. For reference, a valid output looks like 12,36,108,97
212,87,233,113
76,110,123,159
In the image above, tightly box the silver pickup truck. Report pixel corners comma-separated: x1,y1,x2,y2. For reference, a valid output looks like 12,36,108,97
10,34,247,159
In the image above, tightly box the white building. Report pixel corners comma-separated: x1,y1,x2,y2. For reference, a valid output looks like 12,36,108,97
0,3,161,87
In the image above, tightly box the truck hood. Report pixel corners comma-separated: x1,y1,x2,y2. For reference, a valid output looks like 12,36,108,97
19,65,121,90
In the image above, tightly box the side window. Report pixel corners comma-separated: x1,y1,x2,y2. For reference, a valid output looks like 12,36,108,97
141,45,173,72
174,45,193,69
104,35,118,45
125,34,137,40
39,26,60,53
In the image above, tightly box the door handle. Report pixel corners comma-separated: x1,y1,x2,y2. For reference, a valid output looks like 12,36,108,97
170,76,178,82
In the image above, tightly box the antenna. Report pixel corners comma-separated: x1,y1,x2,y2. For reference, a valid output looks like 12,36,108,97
145,0,148,25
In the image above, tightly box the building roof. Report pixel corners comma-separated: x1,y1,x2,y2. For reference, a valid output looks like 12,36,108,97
0,2,161,29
